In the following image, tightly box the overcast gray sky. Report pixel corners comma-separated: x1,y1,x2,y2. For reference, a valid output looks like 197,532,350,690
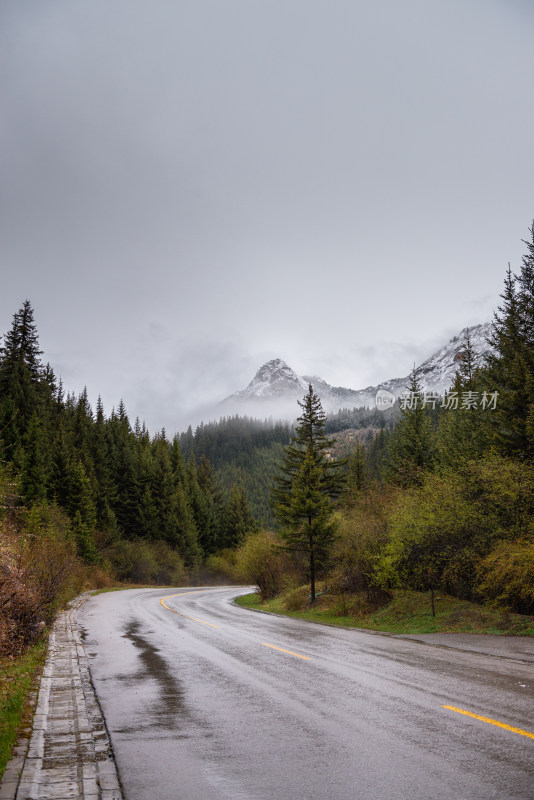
2,0,533,432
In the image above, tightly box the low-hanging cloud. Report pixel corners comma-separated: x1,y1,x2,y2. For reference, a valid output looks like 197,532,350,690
1,0,533,433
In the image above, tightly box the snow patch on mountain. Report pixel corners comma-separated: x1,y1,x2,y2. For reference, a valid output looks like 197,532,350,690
363,322,495,402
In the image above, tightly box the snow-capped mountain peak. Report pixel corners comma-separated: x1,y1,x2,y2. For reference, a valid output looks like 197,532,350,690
231,358,309,401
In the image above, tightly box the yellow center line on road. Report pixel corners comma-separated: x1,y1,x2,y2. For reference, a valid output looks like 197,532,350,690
160,590,221,628
442,705,534,740
261,642,311,660
160,591,310,656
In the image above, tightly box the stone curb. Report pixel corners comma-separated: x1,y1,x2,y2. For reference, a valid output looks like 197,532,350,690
0,594,123,800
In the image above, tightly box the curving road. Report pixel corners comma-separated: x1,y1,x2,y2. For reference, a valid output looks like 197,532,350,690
78,587,534,800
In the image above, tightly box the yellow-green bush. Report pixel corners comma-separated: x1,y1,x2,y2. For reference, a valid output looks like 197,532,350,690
235,531,286,600
107,539,187,586
332,486,395,605
381,457,534,600
204,549,240,582
476,540,534,614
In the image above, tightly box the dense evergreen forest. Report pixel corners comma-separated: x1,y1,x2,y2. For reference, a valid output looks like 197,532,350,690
0,303,258,578
179,416,291,524
324,404,398,434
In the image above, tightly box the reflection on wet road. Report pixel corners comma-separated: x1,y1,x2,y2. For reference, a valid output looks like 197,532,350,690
79,587,534,800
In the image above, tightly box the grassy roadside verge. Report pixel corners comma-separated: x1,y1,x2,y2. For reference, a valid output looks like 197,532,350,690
235,590,534,636
0,636,49,780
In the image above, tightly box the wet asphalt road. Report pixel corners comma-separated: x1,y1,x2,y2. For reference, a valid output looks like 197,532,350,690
78,587,534,800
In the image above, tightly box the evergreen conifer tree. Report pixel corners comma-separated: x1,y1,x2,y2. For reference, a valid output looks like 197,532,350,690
174,484,201,567
138,484,159,540
151,437,177,539
20,412,48,504
90,397,118,530
71,509,99,564
195,456,225,553
170,436,187,485
0,300,43,390
485,230,534,459
366,427,391,481
384,368,435,486
272,385,344,601
437,331,490,466
343,442,367,504
221,485,257,548
517,222,534,355
0,301,48,457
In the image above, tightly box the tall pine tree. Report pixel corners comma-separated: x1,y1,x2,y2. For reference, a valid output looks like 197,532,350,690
272,385,344,601
384,368,435,486
485,225,534,460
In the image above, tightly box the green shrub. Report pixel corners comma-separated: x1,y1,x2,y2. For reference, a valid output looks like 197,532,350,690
151,540,187,585
235,531,285,600
476,540,534,614
107,539,186,585
204,549,240,582
332,486,394,601
283,585,309,611
382,457,534,600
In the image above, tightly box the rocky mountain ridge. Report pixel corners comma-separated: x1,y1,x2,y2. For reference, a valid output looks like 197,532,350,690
219,322,494,418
